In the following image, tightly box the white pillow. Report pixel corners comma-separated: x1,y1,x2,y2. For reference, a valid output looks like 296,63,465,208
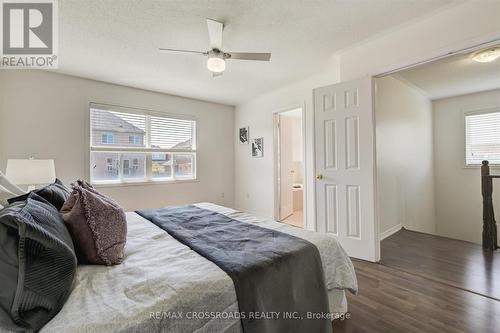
0,185,15,207
0,171,25,196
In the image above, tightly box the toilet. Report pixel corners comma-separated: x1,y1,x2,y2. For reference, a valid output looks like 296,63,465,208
292,184,303,211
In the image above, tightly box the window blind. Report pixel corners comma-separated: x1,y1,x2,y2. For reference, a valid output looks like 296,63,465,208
90,105,196,184
91,109,146,147
465,111,500,165
150,115,194,149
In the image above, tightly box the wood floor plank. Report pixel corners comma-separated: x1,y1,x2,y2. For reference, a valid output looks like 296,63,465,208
381,229,500,300
333,229,500,333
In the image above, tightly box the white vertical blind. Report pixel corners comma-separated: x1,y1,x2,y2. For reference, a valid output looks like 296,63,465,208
465,111,500,165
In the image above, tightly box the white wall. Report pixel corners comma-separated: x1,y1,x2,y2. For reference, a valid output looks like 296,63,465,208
0,70,234,211
339,1,500,81
234,57,340,229
376,76,435,236
433,88,500,244
233,1,500,231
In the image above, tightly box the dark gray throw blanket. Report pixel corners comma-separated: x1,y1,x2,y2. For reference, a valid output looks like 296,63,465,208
136,205,330,333
0,193,77,332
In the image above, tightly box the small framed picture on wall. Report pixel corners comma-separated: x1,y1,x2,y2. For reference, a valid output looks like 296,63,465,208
251,137,264,157
239,126,249,144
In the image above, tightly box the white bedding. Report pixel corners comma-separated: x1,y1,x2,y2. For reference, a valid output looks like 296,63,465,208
41,203,357,333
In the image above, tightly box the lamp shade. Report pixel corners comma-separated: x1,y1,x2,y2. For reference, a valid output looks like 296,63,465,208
6,159,56,185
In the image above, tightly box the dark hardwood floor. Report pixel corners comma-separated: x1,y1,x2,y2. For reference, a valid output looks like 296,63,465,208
381,229,500,300
333,229,500,333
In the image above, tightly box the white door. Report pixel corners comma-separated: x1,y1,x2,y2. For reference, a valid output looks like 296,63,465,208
279,115,294,220
314,77,378,262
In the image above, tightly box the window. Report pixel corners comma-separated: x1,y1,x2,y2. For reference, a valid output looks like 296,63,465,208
123,159,130,175
465,110,500,166
129,134,141,145
90,104,196,184
101,132,114,144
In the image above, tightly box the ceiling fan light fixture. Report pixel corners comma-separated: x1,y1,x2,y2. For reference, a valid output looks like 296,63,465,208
159,19,271,75
472,48,500,63
207,55,226,73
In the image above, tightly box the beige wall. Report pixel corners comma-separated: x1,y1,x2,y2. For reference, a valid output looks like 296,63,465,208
233,0,500,233
234,58,340,230
376,76,435,236
376,83,500,245
433,89,500,244
0,70,234,211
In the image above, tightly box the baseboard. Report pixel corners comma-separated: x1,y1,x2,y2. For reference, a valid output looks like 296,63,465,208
379,224,402,240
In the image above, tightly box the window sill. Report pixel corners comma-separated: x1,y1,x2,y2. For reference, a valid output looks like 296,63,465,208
92,178,199,188
463,165,500,169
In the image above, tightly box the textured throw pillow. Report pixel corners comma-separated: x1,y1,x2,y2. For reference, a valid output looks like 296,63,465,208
8,179,70,211
0,193,76,332
61,180,127,265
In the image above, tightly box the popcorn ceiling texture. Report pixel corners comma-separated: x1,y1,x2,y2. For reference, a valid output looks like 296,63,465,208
55,0,456,105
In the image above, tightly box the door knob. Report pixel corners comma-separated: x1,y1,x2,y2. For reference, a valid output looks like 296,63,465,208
316,174,323,180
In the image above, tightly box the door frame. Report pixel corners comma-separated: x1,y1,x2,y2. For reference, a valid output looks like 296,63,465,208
273,104,308,229
368,37,500,261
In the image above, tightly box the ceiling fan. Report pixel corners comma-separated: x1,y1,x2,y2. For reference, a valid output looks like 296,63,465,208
159,19,271,77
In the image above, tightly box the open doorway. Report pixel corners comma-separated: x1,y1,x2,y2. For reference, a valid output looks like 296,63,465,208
375,42,500,300
274,108,305,228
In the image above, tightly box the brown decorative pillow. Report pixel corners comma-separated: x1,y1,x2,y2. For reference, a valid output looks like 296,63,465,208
60,180,127,265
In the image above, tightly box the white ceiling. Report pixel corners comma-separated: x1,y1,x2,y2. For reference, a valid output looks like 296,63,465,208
397,45,500,100
57,0,460,106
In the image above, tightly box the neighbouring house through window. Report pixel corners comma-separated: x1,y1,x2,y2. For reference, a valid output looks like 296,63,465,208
465,109,500,166
129,134,141,145
90,104,197,184
101,132,114,144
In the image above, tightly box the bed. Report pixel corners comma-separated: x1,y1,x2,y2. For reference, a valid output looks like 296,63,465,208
40,203,357,333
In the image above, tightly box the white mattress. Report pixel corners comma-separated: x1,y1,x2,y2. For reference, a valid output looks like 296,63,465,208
41,203,357,333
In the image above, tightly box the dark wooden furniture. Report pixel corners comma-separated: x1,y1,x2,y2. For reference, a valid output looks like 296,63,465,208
481,160,499,251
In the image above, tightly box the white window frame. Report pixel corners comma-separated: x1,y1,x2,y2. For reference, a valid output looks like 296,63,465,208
464,107,500,167
101,132,114,144
129,134,141,145
89,103,197,186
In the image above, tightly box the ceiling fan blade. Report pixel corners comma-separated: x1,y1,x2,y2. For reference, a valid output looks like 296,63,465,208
212,72,223,78
206,19,223,50
159,48,206,55
227,52,271,61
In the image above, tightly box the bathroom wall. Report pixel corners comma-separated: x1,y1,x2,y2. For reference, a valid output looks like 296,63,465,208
280,112,304,186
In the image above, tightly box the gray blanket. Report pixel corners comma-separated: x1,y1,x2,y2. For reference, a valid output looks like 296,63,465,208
0,193,77,332
136,205,331,333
